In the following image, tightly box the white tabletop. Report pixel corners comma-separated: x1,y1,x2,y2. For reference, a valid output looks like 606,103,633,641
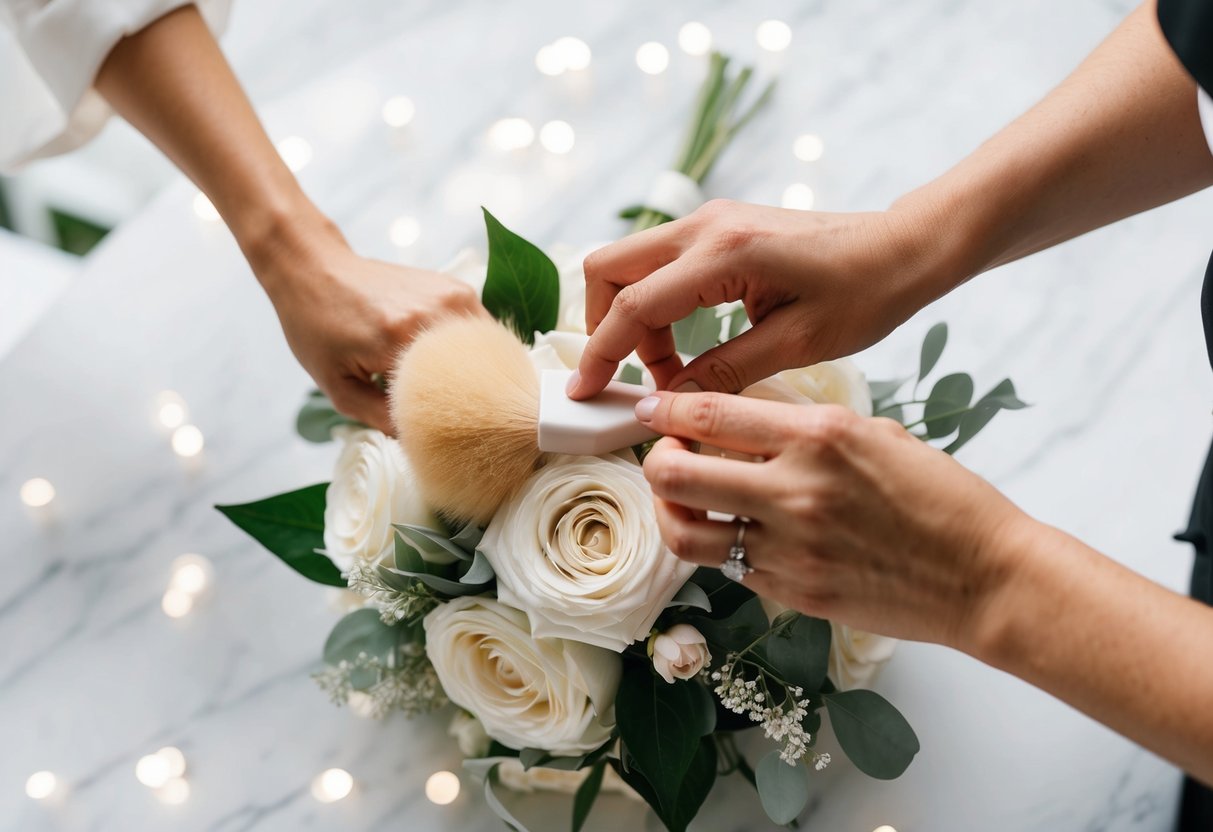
2,1,1211,830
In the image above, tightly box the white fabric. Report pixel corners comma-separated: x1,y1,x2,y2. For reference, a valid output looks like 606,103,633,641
1198,88,1213,160
642,169,705,219
0,0,231,172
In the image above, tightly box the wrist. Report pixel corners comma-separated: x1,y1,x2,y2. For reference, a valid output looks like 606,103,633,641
960,511,1067,668
233,191,348,299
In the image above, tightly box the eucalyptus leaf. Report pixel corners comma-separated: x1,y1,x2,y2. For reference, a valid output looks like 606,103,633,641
348,665,379,691
666,581,712,612
617,204,645,220
726,306,749,339
394,533,428,573
485,765,532,832
690,566,755,620
518,748,548,771
824,689,920,780
694,596,769,653
756,752,809,825
215,484,343,587
572,760,607,832
481,207,559,343
462,756,516,780
461,550,497,585
323,608,400,666
395,524,473,563
923,372,974,438
943,379,1026,455
619,363,644,385
672,307,722,356
868,378,909,404
762,613,832,694
295,390,363,443
690,678,718,736
385,566,490,597
450,522,485,553
918,322,948,382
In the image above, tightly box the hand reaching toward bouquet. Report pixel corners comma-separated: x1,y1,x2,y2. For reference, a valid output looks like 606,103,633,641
261,227,482,434
568,199,944,398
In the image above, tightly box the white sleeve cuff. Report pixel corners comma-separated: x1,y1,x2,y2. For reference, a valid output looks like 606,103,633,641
0,0,231,171
1198,87,1213,160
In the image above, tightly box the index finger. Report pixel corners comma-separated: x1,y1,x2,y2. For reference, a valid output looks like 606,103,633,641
582,220,687,335
635,391,803,457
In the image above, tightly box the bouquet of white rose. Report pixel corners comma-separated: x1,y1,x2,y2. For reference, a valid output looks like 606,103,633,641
217,55,1026,832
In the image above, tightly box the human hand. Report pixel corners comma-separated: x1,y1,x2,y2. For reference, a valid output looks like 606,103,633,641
568,199,948,399
262,234,483,434
635,390,1030,651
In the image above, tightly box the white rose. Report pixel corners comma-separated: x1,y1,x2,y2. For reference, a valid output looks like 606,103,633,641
423,597,620,755
649,624,711,684
480,454,696,652
323,428,451,573
742,358,872,417
449,710,492,758
829,622,898,691
495,757,642,800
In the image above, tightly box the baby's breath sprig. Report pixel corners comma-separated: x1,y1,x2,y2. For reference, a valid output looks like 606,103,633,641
345,560,438,625
313,650,447,718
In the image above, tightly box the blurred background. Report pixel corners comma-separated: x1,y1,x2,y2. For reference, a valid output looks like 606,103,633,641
3,1,1206,830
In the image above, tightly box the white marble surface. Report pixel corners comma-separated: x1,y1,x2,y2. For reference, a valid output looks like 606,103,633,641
2,1,1211,830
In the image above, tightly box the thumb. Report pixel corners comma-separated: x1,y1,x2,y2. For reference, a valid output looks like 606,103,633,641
667,306,806,393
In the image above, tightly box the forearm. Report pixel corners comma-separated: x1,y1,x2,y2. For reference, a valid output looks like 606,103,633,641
971,517,1213,783
93,4,339,291
896,0,1213,299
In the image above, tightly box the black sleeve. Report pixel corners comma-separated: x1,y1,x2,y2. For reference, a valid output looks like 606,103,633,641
1159,0,1213,95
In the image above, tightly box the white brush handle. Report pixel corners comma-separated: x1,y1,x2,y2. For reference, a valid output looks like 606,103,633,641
537,369,659,455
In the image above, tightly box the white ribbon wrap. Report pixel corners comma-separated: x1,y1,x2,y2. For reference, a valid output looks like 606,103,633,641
642,170,705,219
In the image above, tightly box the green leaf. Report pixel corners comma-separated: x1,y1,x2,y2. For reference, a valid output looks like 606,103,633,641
323,608,400,665
617,204,645,220
943,378,1026,455
394,532,428,573
615,665,704,818
481,207,559,343
461,550,496,585
868,378,909,404
923,372,974,438
395,523,472,563
215,483,343,587
619,363,644,385
690,566,755,620
385,566,490,597
672,307,722,356
756,752,809,825
572,760,607,832
666,580,712,612
485,765,531,832
695,596,769,653
612,737,717,832
450,522,485,554
824,689,920,780
690,678,718,736
295,389,363,443
918,322,948,382
518,747,547,771
762,613,832,694
726,306,748,339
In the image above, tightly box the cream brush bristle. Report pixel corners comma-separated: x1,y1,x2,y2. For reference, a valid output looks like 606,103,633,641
389,316,542,525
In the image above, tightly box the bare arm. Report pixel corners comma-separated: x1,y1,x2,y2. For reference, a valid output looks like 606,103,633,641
94,5,482,431
570,0,1213,398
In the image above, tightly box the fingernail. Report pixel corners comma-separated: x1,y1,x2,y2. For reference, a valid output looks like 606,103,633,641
565,370,581,396
635,396,660,421
674,380,703,393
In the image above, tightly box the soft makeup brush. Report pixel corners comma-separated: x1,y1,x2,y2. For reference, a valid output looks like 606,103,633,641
389,316,657,525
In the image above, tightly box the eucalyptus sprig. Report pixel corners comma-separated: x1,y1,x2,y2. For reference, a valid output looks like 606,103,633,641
624,52,776,234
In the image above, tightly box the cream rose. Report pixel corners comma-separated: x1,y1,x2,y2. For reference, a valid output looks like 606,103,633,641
649,624,711,684
495,757,641,800
743,358,873,417
480,454,696,652
322,427,450,572
829,622,898,691
423,597,620,755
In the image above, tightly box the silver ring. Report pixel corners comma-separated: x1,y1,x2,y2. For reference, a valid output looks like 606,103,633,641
720,517,754,583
